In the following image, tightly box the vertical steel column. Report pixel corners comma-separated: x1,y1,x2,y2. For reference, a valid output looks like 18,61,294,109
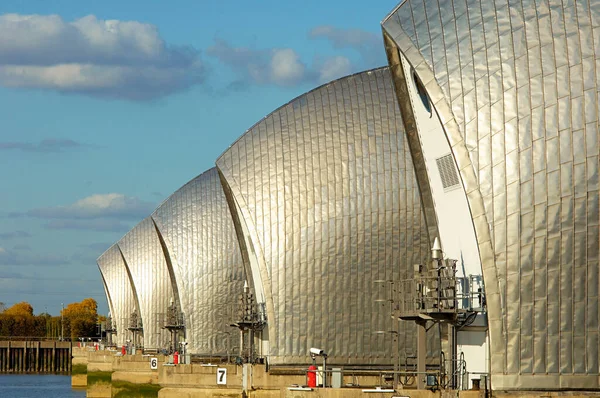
417,320,427,390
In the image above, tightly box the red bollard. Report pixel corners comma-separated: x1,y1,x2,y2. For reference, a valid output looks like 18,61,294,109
307,365,317,387
121,345,126,356
173,351,179,365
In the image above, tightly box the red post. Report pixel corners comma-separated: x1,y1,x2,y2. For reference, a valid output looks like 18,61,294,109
121,345,126,356
173,351,179,365
307,365,317,387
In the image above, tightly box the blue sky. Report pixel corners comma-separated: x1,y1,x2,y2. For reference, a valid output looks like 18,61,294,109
0,1,399,315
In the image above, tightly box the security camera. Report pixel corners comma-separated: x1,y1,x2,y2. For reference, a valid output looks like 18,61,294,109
310,347,326,356
180,342,188,346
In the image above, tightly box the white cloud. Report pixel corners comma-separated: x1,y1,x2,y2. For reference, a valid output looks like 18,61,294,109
0,14,205,100
208,25,386,90
17,193,155,220
269,49,307,86
9,193,154,231
208,40,311,87
308,25,384,66
317,56,352,83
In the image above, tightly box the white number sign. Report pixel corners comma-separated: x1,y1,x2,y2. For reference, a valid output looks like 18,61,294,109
150,357,158,370
217,367,227,385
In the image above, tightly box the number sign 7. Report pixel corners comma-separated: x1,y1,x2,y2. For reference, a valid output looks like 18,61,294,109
217,367,227,385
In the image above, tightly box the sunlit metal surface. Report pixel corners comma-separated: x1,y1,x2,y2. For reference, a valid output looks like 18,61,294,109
152,168,246,356
97,245,138,347
217,68,432,365
383,0,600,389
118,218,173,350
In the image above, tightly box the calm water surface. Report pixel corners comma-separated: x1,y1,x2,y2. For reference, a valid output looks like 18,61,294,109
0,374,85,398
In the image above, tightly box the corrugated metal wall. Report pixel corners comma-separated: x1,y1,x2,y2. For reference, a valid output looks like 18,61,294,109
383,0,600,389
118,218,173,350
217,68,432,365
152,168,245,355
97,245,138,347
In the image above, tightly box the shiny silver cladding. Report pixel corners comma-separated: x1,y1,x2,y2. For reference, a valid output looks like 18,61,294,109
97,244,138,347
383,0,600,390
118,218,173,350
152,168,245,356
217,68,431,365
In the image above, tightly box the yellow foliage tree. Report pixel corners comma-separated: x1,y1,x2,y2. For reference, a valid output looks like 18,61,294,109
3,302,34,317
1,302,35,336
62,298,98,340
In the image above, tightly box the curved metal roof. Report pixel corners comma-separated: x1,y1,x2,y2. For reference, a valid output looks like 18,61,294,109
217,67,431,365
383,0,600,389
152,167,245,356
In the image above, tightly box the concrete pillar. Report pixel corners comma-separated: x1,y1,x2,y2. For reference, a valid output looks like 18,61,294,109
35,342,39,372
52,342,56,372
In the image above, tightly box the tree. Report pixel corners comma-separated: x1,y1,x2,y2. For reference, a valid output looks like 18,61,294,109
62,298,99,339
1,302,35,336
3,302,34,317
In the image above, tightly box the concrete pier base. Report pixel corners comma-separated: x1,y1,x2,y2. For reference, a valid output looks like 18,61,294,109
71,346,88,388
72,351,600,397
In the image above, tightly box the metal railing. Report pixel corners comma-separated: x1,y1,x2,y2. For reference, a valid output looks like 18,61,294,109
395,263,486,320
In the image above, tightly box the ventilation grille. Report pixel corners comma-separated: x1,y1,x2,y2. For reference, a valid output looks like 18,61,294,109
436,154,461,190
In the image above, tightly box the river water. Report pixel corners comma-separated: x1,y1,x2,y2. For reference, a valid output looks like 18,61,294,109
0,374,85,398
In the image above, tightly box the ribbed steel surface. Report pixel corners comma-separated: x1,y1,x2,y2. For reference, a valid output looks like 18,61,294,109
118,218,173,350
383,0,600,389
97,245,138,347
217,68,431,365
152,168,245,356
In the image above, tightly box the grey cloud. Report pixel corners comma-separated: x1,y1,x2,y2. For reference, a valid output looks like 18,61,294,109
0,230,31,239
0,270,22,279
0,270,96,282
308,25,385,66
0,139,87,153
0,247,70,266
45,219,131,232
79,242,113,252
0,14,206,100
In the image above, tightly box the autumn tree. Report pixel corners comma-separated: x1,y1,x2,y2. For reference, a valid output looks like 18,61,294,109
0,302,36,336
62,298,99,339
4,302,34,317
